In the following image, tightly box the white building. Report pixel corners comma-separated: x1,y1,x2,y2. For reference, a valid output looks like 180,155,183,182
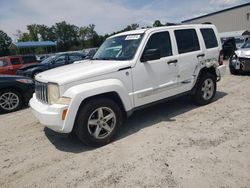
182,3,250,33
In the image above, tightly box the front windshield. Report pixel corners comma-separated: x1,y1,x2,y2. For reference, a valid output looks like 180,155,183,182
41,55,56,64
93,34,143,61
241,40,250,49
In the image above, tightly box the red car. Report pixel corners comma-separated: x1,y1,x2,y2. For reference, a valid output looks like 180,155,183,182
0,55,38,75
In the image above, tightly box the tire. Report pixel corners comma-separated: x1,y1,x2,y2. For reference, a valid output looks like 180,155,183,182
0,89,23,113
192,73,217,105
229,65,240,75
75,98,123,147
229,56,242,75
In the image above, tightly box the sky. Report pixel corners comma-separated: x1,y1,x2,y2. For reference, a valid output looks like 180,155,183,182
0,0,249,40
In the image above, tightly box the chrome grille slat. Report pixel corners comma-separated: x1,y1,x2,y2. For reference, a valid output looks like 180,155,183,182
35,81,48,104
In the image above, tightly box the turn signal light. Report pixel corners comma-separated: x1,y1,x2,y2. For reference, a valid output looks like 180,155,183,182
62,109,68,120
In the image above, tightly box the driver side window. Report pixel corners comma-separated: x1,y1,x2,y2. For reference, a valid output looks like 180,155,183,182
54,55,66,64
144,31,172,58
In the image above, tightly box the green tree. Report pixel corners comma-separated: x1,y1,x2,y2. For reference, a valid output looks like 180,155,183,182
53,21,79,51
153,20,164,27
37,24,56,41
27,24,39,41
0,30,12,56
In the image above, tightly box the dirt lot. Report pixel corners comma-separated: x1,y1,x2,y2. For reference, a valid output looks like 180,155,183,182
0,61,250,188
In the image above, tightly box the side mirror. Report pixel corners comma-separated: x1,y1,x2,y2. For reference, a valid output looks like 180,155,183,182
141,49,161,62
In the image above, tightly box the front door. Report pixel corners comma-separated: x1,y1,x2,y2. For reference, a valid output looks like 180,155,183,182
132,31,179,107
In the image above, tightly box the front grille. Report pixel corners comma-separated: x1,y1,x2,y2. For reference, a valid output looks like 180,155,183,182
35,81,48,104
239,57,250,71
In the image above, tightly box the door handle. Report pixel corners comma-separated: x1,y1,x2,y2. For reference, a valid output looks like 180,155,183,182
197,54,205,58
167,59,178,64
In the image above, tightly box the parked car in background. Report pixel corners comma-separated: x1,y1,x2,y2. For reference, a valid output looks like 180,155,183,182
36,54,52,62
0,75,34,113
17,52,86,78
0,55,38,75
30,24,226,146
229,40,250,75
82,48,98,59
221,37,236,59
235,36,249,49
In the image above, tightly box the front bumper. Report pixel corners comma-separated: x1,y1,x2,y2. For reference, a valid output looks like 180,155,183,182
30,95,70,133
239,57,250,71
230,56,250,72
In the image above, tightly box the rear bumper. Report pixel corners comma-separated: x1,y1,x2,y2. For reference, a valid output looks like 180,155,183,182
216,65,226,80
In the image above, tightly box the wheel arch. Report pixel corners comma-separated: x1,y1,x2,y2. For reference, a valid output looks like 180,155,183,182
62,79,133,133
192,67,217,95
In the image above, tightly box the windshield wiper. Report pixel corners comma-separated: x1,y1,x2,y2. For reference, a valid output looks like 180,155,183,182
90,57,114,60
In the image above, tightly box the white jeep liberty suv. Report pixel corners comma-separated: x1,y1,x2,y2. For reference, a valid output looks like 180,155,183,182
30,24,226,146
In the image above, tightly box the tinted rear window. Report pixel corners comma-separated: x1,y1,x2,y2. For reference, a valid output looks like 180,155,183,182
174,29,200,54
10,58,21,65
200,28,218,49
22,56,37,64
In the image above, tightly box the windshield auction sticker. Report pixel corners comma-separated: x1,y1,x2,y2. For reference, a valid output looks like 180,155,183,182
125,35,141,40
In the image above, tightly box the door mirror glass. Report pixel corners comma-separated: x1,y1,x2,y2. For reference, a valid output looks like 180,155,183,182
141,49,161,62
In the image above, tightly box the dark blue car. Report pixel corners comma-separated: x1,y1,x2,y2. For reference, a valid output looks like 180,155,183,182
17,52,86,78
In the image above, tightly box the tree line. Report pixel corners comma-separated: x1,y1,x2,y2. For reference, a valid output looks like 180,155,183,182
0,20,173,56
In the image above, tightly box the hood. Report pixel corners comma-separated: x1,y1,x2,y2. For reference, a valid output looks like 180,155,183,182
235,48,250,58
35,60,132,85
19,63,42,70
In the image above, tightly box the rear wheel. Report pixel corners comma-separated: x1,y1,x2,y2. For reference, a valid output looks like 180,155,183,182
0,89,23,113
192,73,216,105
75,98,123,147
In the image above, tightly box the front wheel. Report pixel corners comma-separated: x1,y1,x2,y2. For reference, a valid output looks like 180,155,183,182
0,89,23,113
75,98,123,147
192,73,217,105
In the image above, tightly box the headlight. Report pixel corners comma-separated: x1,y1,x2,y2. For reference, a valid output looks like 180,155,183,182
48,83,60,104
16,79,34,84
47,83,71,105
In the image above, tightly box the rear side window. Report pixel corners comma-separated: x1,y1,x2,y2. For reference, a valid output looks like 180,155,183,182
0,60,8,67
23,56,37,64
174,29,200,54
144,31,172,58
200,28,218,49
10,58,21,65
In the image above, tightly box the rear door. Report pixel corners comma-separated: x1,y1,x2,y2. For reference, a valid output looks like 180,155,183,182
199,27,221,63
173,28,204,91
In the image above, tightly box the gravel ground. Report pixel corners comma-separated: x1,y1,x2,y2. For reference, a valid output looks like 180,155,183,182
0,61,250,188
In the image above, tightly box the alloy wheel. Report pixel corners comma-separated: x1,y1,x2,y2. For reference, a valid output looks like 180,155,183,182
87,107,116,139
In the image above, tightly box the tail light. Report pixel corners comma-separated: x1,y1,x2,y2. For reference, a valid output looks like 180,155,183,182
219,50,224,65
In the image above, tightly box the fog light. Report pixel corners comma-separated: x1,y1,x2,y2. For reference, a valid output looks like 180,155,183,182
62,109,68,120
